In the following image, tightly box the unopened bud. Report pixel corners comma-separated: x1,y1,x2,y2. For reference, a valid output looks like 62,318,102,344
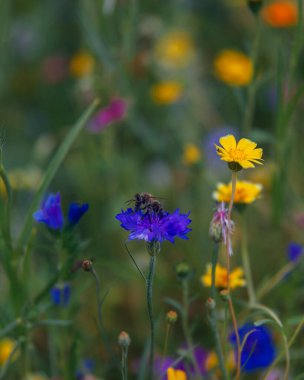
206,297,216,310
118,331,131,348
176,262,191,280
209,220,223,243
82,259,93,272
166,310,178,324
219,289,230,302
247,0,263,14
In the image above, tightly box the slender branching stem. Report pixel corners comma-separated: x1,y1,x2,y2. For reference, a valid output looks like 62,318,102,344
227,171,241,380
208,243,229,380
240,215,256,305
181,279,202,379
162,323,171,359
146,253,157,380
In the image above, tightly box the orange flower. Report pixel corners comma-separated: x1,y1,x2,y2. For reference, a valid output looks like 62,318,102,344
262,1,298,28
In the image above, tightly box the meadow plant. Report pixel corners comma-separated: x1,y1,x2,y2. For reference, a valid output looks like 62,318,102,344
1,1,304,380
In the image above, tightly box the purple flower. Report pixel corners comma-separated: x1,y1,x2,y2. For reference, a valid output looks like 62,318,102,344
50,283,71,306
154,347,207,379
116,208,191,243
287,242,303,262
87,98,127,133
33,193,89,230
68,202,89,225
230,323,276,373
33,192,64,230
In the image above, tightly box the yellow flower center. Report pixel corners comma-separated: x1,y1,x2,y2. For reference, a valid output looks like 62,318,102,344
230,149,246,162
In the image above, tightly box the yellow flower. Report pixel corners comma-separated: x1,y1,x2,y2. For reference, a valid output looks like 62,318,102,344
201,263,246,290
167,367,187,380
151,81,183,104
215,134,263,170
0,338,19,366
69,51,95,78
182,144,201,165
205,350,235,372
262,1,298,28
155,31,194,69
213,50,253,86
213,180,262,204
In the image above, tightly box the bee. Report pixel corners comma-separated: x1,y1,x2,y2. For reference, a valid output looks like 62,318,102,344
127,192,164,214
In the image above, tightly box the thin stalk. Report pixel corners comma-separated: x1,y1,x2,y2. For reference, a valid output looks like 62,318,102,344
242,17,262,135
162,323,171,359
146,254,156,380
181,279,202,379
240,216,256,305
256,261,295,300
209,243,229,380
0,162,13,252
226,171,241,380
121,346,129,380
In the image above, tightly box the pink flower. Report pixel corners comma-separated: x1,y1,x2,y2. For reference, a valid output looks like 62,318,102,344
87,98,127,133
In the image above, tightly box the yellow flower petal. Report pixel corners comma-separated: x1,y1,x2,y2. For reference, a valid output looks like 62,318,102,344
236,138,257,151
219,134,237,151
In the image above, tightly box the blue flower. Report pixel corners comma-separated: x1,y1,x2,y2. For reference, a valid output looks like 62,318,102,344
230,323,276,372
50,283,71,306
287,242,303,262
33,193,64,230
116,208,191,243
68,202,89,225
33,193,89,230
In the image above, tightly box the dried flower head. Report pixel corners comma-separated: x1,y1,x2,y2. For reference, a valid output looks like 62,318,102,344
209,202,234,255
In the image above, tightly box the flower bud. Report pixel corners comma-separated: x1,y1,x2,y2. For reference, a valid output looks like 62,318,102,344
118,331,131,348
166,310,178,324
247,0,263,15
209,219,223,243
206,297,216,310
176,262,191,280
219,289,230,302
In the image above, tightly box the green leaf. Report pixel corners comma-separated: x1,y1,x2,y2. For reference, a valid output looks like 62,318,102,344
164,297,183,315
254,319,274,327
17,99,100,251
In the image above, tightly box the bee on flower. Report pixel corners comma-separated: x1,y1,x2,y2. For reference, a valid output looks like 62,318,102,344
213,50,253,86
213,180,262,204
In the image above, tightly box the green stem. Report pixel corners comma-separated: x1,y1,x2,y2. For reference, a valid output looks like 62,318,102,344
209,243,229,380
181,279,202,379
226,171,241,380
121,346,129,380
146,254,156,380
263,318,304,380
240,216,256,305
0,162,13,252
162,323,171,359
243,17,262,135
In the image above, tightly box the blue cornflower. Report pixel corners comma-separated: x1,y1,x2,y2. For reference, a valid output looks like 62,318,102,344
230,323,276,372
33,192,89,230
116,208,191,243
50,283,71,306
68,202,89,226
33,192,64,230
287,242,303,262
